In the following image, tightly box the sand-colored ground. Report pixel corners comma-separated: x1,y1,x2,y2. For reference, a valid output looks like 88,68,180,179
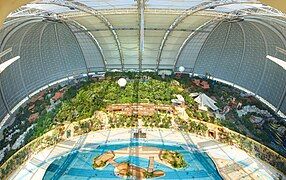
113,146,175,169
94,146,172,179
92,146,168,179
114,161,165,179
9,128,285,180
115,162,147,179
93,151,114,168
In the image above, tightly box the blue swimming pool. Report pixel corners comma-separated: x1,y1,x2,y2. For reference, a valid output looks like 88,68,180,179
43,140,222,179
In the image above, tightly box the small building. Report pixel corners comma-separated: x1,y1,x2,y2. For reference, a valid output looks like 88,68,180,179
38,91,45,100
28,104,35,111
171,99,182,106
52,92,64,101
176,95,185,103
189,92,200,98
200,81,210,90
192,79,210,90
106,103,174,117
249,115,265,127
277,126,286,136
29,91,45,103
28,113,39,123
171,94,185,106
133,129,146,138
52,88,66,102
91,73,105,81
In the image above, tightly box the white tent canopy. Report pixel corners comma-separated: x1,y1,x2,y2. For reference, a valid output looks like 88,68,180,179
194,93,219,111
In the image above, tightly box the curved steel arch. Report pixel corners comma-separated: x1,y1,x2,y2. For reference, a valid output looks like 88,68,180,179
155,1,262,70
260,15,286,25
68,20,107,70
138,0,145,71
38,23,49,80
16,22,38,99
173,19,217,71
0,78,9,115
54,23,69,77
62,21,90,74
0,18,42,51
156,1,213,70
45,1,125,70
248,16,286,41
192,21,224,73
234,22,246,85
213,22,232,76
246,17,286,47
249,22,269,95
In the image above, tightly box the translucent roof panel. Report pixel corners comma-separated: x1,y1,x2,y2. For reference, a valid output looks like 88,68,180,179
146,0,204,9
213,3,266,13
71,0,136,9
15,0,268,14
24,4,76,13
145,0,261,10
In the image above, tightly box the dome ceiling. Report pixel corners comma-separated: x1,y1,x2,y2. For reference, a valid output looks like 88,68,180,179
2,0,285,71
0,0,285,122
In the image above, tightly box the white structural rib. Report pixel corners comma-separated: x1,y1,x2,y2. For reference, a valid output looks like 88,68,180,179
277,47,286,56
0,56,20,73
0,48,12,58
42,0,125,70
266,55,286,70
155,0,262,70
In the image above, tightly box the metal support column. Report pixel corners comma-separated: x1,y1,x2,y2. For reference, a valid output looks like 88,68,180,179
138,0,145,71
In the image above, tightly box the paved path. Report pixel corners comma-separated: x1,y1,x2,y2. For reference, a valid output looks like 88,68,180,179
108,159,118,167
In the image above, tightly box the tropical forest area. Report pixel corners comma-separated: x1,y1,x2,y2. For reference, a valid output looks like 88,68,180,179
0,72,285,177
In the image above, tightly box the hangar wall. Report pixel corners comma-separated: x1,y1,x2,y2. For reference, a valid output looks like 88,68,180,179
177,19,286,114
0,16,286,122
0,20,104,120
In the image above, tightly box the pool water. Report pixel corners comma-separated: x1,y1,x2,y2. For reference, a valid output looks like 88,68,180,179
43,140,222,179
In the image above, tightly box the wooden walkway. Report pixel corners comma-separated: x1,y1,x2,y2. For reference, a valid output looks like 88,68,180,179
147,156,154,173
108,159,119,167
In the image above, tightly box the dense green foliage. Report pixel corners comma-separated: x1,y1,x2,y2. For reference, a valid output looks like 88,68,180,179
109,114,137,128
4,74,285,158
142,113,172,128
55,79,189,123
1,73,286,176
160,150,187,169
